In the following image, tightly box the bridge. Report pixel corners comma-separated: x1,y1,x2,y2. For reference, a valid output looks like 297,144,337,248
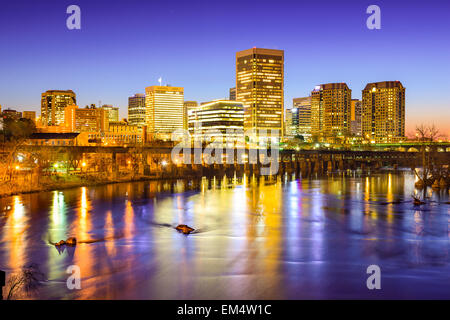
370,142,450,152
16,145,450,178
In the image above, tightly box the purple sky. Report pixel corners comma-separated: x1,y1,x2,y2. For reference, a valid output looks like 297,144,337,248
0,0,449,136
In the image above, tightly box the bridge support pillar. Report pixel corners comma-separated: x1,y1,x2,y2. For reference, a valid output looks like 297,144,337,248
327,161,333,172
111,152,118,180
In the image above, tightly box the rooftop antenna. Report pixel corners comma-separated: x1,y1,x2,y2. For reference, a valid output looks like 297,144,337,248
158,77,162,86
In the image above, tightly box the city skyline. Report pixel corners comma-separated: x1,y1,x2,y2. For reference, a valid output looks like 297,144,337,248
0,0,449,136
0,0,450,303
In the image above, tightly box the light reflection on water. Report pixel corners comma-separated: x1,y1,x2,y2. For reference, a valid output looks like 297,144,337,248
0,171,449,299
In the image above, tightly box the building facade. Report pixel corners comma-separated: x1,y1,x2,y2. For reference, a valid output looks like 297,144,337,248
145,86,184,140
236,48,284,140
41,90,76,126
128,93,146,127
2,109,22,120
188,100,244,142
27,132,80,146
107,121,142,144
350,99,362,136
285,108,293,137
22,111,36,123
311,83,351,142
101,105,120,123
292,96,312,140
64,105,109,133
229,87,236,101
183,101,198,130
362,81,405,143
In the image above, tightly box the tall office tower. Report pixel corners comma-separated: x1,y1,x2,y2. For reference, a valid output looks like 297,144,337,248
350,99,362,136
145,86,184,139
311,83,351,142
22,111,37,123
183,101,198,130
362,81,405,143
229,87,236,101
236,48,284,140
188,100,244,141
41,90,76,126
128,93,146,127
292,96,312,140
65,105,108,133
101,105,119,123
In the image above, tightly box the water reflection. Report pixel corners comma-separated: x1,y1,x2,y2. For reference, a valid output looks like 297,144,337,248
0,171,449,299
1,196,28,270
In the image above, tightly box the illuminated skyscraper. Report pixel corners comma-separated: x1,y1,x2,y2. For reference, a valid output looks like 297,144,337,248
41,90,76,126
183,101,198,130
311,83,351,142
292,96,312,140
128,93,146,127
145,86,184,139
362,81,405,143
236,48,284,140
188,100,244,141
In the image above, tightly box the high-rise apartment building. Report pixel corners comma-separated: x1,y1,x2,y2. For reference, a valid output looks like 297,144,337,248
292,96,312,140
101,105,119,123
236,48,284,140
128,93,146,127
145,86,184,139
188,100,244,141
362,81,405,143
350,99,362,136
41,90,76,126
311,83,351,142
183,101,198,130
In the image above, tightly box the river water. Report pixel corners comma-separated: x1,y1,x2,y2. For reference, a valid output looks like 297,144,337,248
0,171,449,299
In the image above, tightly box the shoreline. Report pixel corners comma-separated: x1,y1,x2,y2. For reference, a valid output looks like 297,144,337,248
0,174,197,199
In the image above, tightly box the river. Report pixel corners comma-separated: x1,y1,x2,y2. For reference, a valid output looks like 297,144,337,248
0,171,449,299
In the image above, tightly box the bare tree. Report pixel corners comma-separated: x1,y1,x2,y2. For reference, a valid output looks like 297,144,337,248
414,124,441,187
5,264,45,300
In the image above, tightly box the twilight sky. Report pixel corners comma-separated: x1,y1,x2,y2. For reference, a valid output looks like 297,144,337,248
0,0,449,136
